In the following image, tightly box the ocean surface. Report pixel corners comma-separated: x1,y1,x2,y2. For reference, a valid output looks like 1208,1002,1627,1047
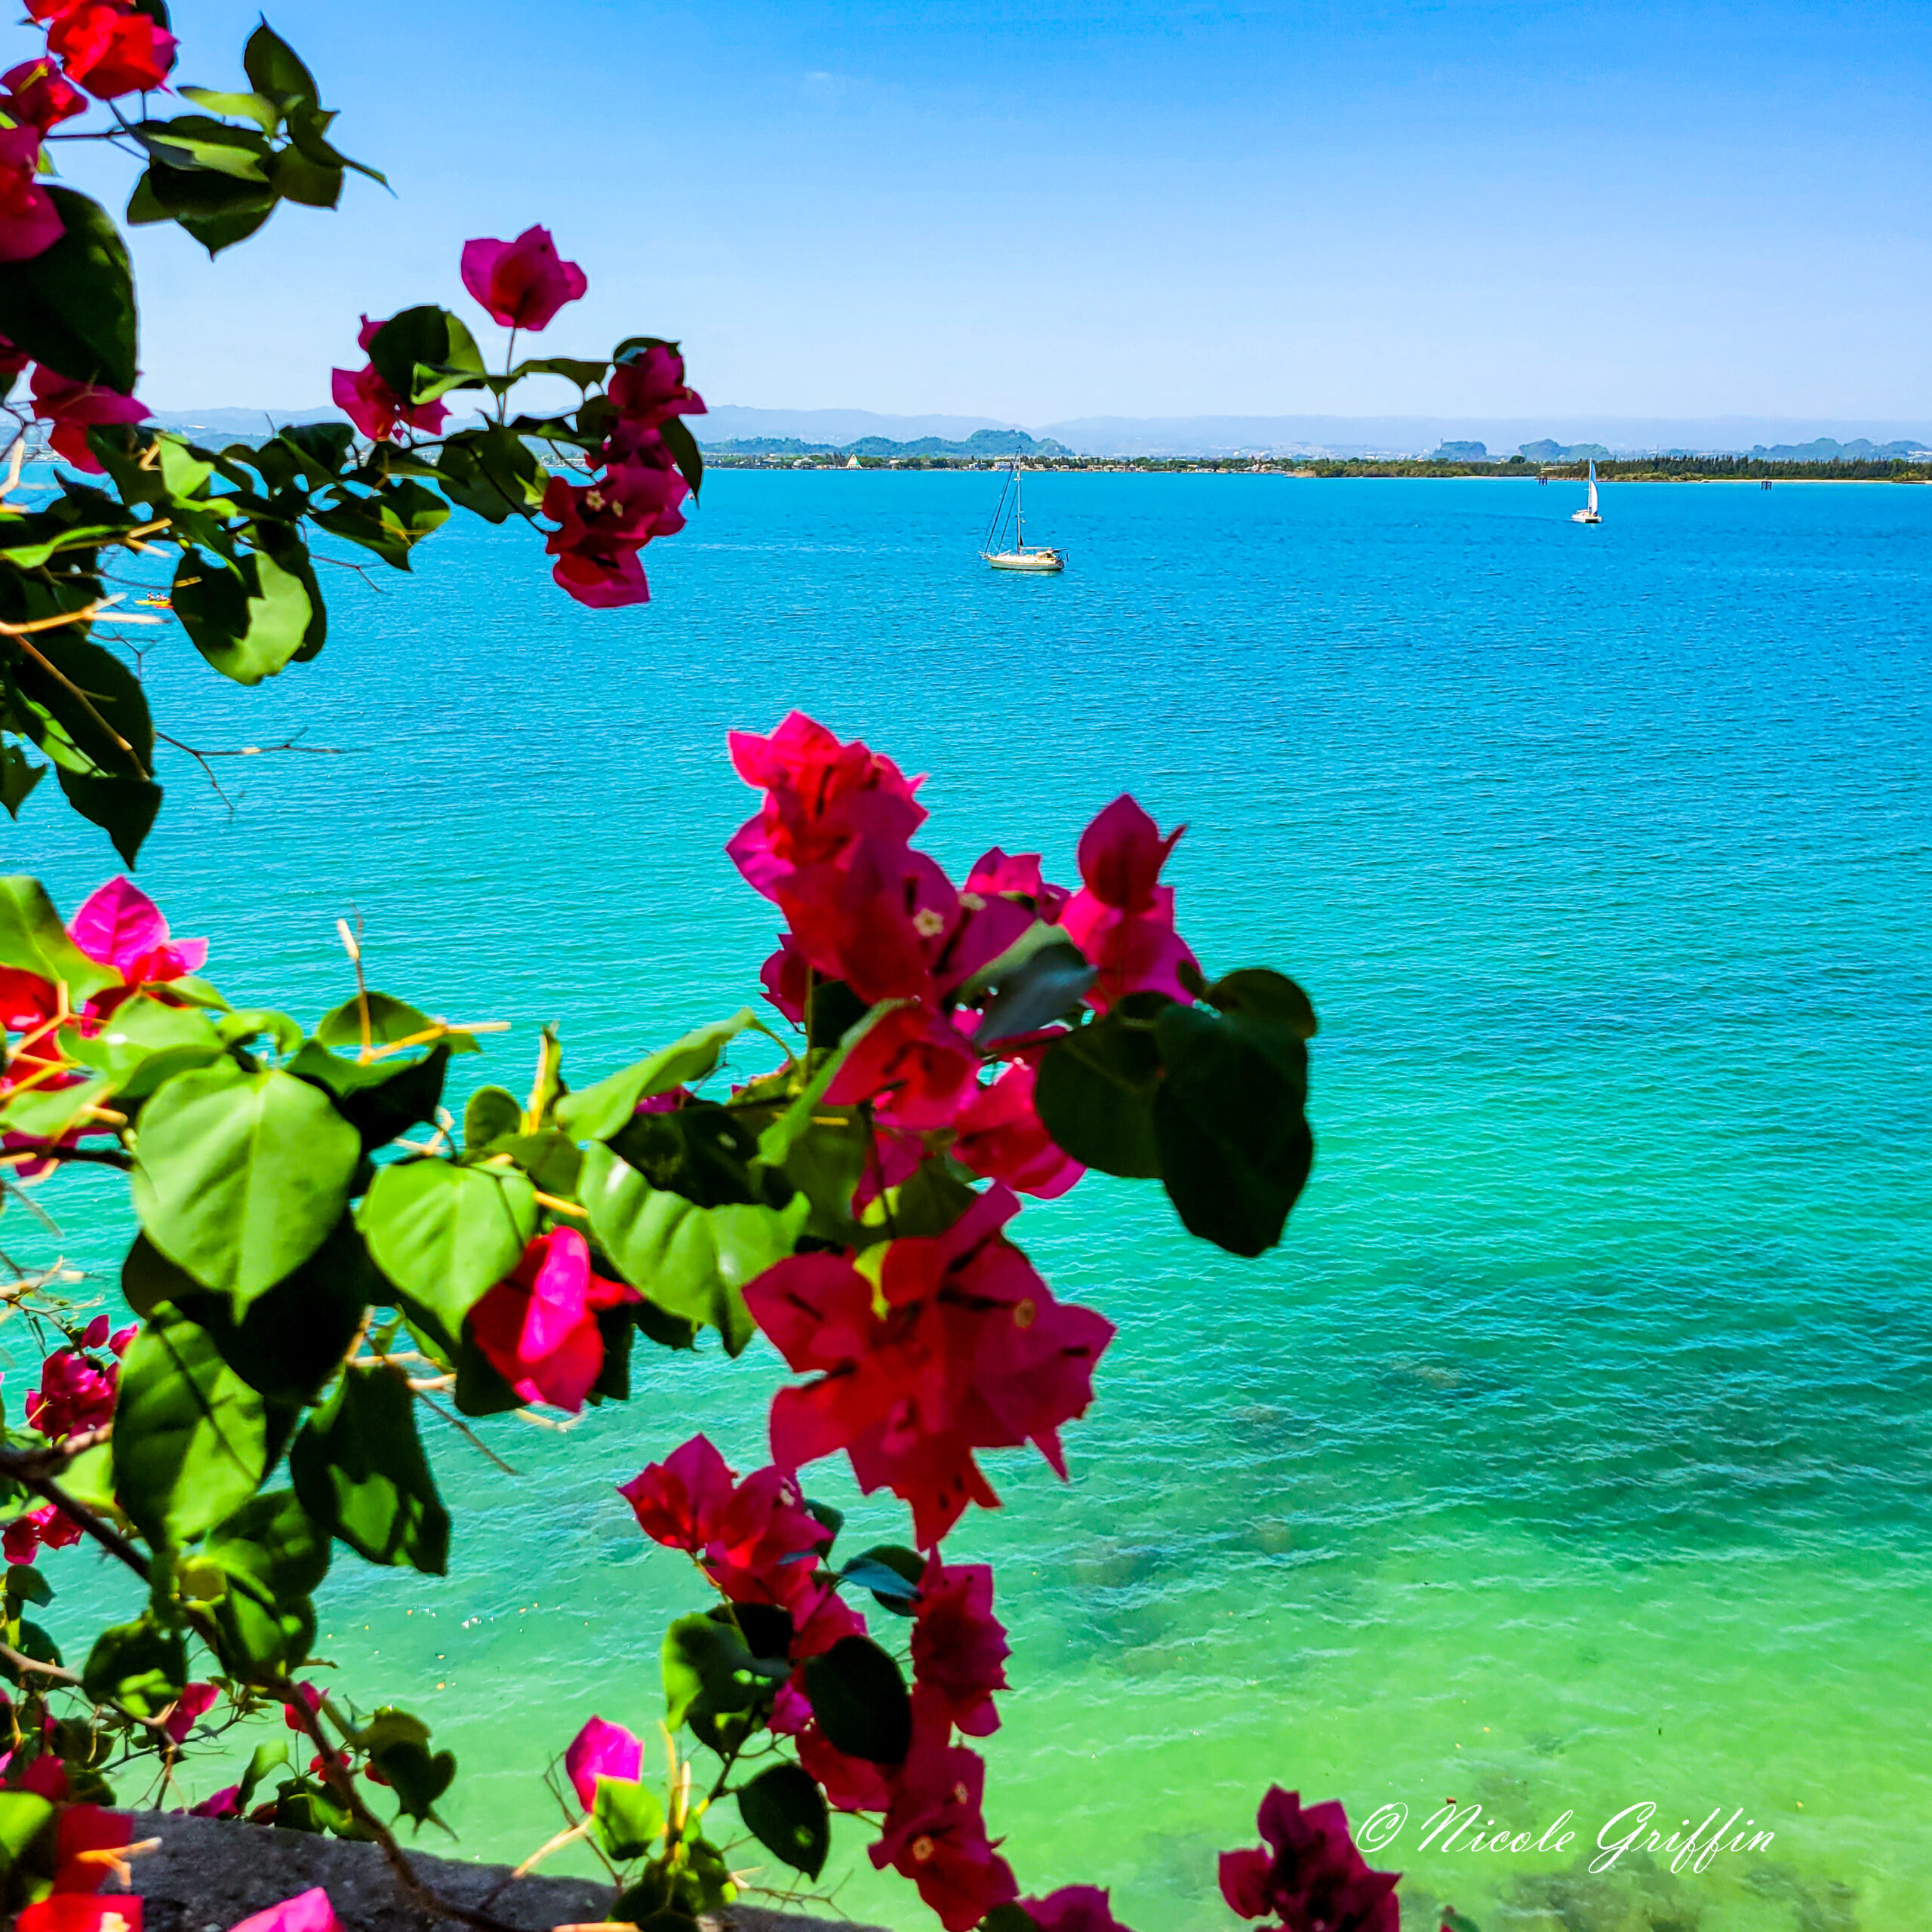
8,473,1930,1932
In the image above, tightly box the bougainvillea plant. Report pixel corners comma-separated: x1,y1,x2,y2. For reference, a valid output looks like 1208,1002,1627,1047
2,5,703,866
0,11,1485,1932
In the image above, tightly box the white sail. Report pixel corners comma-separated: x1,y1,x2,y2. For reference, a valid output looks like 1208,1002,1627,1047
1586,460,1599,516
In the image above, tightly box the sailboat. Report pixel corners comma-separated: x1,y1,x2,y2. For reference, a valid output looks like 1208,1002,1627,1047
1571,459,1603,525
980,464,1065,572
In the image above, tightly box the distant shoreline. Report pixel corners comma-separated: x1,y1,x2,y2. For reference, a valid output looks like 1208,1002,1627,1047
702,454,1932,485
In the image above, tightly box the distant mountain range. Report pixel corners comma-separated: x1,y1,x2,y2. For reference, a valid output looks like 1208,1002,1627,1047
148,405,1932,464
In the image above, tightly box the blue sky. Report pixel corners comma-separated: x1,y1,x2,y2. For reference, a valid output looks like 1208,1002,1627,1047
35,0,1932,420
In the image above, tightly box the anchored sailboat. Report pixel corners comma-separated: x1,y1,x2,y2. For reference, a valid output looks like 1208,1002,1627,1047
980,464,1064,572
1571,458,1603,525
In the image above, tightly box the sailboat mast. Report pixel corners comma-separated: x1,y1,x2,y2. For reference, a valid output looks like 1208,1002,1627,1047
1015,464,1023,550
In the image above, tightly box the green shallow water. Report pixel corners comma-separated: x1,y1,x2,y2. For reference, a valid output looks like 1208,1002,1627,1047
8,474,1930,1931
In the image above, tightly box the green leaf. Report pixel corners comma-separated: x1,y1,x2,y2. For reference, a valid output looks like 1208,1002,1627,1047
134,115,272,183
82,1614,186,1720
243,22,318,100
54,767,164,868
309,483,449,568
434,423,545,525
580,1143,806,1355
1152,1000,1312,1257
661,1613,786,1730
132,1060,361,1314
592,1776,666,1861
0,1792,54,1876
358,1158,537,1337
974,938,1098,1044
290,1361,450,1573
1439,1913,1483,1932
1203,967,1318,1041
1034,1001,1168,1178
64,992,224,1100
0,1072,109,1143
0,876,121,1001
173,544,315,685
206,1486,331,1598
365,306,486,408
0,187,137,390
4,1564,52,1610
737,1762,828,1878
657,414,704,501
113,1303,273,1546
801,1635,912,1764
236,1740,289,1810
554,1011,755,1141
11,629,155,780
314,989,469,1053
288,1041,449,1152
269,146,343,209
159,1216,378,1405
0,742,45,817
841,1545,924,1614
462,1084,521,1155
177,86,280,131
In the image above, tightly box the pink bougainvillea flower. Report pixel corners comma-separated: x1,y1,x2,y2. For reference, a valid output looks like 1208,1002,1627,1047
47,0,176,97
757,931,811,1024
4,1501,83,1565
703,1463,833,1612
67,875,207,986
3,56,87,131
1022,1887,1136,1932
27,366,146,472
16,1897,143,1932
910,1555,1010,1738
26,1347,118,1440
869,1725,1017,1932
330,365,446,444
796,1717,894,1813
1023,1890,1135,1932
745,1186,1115,1545
606,343,705,429
826,1002,978,1131
160,1681,218,1746
0,123,63,263
540,462,688,608
1057,795,1198,1012
187,1784,241,1818
469,1226,639,1413
1218,1788,1399,1932
50,1804,134,1893
281,1682,325,1730
226,1888,344,1932
950,1060,1084,1199
965,848,1071,921
617,1433,735,1551
460,225,587,331
562,1715,643,1810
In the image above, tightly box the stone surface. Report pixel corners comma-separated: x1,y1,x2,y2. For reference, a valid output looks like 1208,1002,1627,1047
125,1810,886,1932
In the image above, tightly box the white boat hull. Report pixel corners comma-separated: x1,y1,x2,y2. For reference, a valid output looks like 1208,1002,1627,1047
1571,510,1602,524
985,549,1065,572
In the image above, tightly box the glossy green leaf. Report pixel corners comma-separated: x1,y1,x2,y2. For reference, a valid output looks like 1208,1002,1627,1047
358,1158,537,1337
177,85,280,131
132,1060,361,1313
580,1142,805,1355
1152,1000,1312,1257
0,743,45,817
657,414,704,500
53,766,164,867
555,1010,755,1141
841,1544,924,1614
0,187,137,390
314,989,457,1052
801,1635,911,1764
661,1612,786,1730
974,938,1098,1044
366,306,486,408
1034,1001,1168,1178
173,544,315,685
593,1776,666,1861
737,1762,828,1878
434,423,545,524
291,1361,450,1573
288,1041,449,1152
0,876,121,1001
134,115,272,182
462,1084,522,1155
113,1304,273,1546
242,22,319,101
64,993,223,1100
82,1614,187,1720
13,629,155,781
0,1791,54,1875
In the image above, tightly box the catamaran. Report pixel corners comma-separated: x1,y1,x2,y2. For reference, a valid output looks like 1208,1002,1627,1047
1571,459,1603,525
980,464,1064,572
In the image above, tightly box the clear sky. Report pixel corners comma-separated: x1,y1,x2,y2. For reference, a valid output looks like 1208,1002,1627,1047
34,0,1932,421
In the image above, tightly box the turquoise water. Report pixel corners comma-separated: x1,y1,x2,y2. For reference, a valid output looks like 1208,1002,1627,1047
8,475,1931,1932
